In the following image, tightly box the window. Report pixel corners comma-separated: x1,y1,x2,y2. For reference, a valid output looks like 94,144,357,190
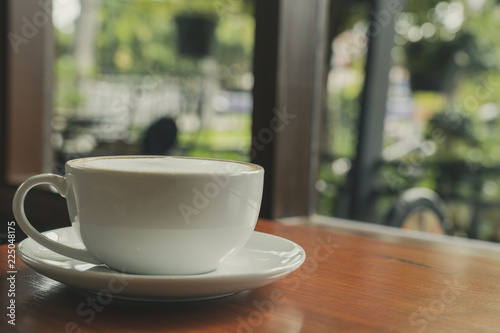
1,0,256,233
317,0,500,243
1,0,330,232
50,0,255,172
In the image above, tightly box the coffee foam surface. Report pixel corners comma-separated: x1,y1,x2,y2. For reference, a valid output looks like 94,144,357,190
80,157,253,173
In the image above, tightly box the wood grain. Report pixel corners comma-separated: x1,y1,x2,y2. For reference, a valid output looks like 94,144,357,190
2,218,500,332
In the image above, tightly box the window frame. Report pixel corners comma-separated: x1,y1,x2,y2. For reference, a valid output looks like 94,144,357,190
252,0,330,219
1,0,67,233
1,0,332,231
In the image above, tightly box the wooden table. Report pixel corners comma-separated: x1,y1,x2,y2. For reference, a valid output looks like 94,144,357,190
2,217,500,332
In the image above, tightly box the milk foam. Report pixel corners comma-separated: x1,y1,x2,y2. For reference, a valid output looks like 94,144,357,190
80,157,253,173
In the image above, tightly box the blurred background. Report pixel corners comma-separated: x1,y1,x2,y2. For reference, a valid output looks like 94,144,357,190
4,0,500,243
50,0,254,165
318,0,500,242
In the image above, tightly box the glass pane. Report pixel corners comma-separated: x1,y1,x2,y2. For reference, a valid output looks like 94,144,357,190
51,0,255,174
379,0,500,242
318,0,500,243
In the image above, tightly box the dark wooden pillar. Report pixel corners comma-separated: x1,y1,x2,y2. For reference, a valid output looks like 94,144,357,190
252,0,330,219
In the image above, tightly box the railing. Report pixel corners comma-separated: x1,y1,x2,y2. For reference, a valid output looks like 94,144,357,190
319,154,500,241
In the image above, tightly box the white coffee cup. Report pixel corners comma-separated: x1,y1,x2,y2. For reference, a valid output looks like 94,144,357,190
13,156,264,275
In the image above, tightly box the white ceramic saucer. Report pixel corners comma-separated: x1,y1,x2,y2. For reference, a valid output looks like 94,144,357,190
17,227,306,301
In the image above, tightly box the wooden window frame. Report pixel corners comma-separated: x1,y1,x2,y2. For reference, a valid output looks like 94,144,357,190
1,0,67,235
252,0,330,219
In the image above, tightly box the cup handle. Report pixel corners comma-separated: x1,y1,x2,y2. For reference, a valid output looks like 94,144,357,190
13,173,102,264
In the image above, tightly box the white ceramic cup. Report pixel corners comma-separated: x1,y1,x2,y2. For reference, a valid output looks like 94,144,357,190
13,156,264,275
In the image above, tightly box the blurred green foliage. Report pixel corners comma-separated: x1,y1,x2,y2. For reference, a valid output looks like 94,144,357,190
54,0,255,156
55,0,255,102
318,0,500,241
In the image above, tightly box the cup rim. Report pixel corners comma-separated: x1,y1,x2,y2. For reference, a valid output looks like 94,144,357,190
66,155,264,175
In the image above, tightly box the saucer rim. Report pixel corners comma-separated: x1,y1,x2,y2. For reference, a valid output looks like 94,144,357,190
17,227,306,300
18,228,304,280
